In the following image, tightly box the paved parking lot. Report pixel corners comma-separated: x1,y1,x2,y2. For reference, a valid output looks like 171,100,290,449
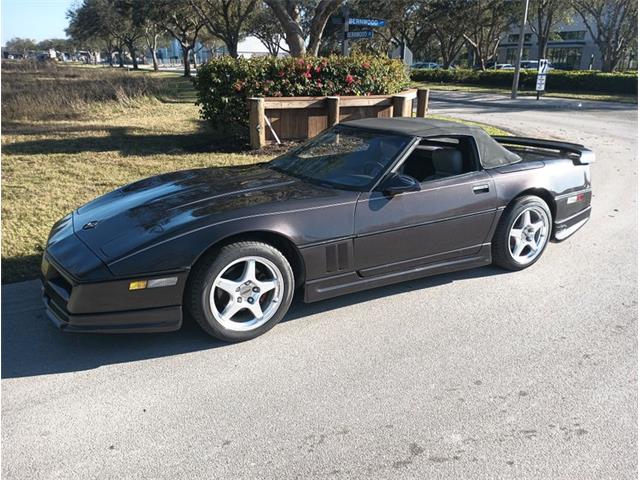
2,92,637,479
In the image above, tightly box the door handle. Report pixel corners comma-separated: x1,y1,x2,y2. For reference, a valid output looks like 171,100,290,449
473,184,490,194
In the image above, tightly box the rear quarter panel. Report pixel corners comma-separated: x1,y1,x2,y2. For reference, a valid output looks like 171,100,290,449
488,158,591,223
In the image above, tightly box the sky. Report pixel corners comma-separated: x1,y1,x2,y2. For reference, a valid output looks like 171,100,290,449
2,0,75,45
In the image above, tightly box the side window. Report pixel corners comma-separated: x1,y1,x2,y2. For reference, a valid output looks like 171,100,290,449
398,136,480,183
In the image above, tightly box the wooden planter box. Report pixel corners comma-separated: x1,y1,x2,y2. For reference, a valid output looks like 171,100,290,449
248,88,429,149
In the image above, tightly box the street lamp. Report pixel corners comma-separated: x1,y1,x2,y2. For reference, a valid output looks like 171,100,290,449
510,0,530,99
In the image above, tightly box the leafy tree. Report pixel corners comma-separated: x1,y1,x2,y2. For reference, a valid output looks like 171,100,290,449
528,0,572,59
66,0,130,68
112,0,146,70
429,0,469,68
462,0,519,69
130,0,166,71
571,0,638,71
249,3,288,56
189,0,257,58
66,2,115,64
37,38,72,52
155,0,206,76
264,0,343,56
5,37,37,56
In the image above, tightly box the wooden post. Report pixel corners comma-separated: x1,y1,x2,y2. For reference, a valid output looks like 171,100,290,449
327,96,340,126
392,95,411,117
249,97,265,149
416,88,429,117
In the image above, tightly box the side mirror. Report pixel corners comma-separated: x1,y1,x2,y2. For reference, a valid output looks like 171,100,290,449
379,173,421,195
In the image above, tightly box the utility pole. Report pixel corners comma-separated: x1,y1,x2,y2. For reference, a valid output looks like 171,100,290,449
341,2,350,56
510,0,530,99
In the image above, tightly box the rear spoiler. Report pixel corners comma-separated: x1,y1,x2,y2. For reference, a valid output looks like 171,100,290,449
492,136,595,165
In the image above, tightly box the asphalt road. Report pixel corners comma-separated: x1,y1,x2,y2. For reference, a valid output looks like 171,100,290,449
2,92,637,479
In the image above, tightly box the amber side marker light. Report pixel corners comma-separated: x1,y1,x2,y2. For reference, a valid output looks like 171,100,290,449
128,277,177,291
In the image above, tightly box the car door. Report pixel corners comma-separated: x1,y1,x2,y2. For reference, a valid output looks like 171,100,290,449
353,138,498,277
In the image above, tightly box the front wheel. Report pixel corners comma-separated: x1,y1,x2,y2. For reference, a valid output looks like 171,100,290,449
492,195,552,271
186,241,295,342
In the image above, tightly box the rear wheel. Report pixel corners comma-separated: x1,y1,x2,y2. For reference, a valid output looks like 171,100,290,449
492,195,551,271
187,241,295,342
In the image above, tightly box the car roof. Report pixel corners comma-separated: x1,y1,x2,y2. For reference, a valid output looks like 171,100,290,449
340,117,482,138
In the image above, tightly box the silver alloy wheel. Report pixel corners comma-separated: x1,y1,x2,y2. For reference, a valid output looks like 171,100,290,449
209,256,284,332
508,206,549,265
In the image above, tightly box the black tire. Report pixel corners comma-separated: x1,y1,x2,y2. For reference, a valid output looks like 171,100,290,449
492,195,552,271
186,241,295,342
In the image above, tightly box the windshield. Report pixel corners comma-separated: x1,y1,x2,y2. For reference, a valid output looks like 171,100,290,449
267,126,412,190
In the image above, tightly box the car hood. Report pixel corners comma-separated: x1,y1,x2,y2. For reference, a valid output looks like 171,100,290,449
73,164,341,262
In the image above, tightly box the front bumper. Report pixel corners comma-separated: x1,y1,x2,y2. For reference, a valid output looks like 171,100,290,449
41,254,185,333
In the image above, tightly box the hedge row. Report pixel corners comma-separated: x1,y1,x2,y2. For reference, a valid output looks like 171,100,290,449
194,54,410,139
411,68,638,94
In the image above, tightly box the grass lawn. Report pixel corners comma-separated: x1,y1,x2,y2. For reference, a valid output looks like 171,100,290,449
413,81,638,104
2,64,507,283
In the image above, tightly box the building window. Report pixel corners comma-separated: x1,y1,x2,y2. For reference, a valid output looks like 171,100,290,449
551,30,586,41
505,47,531,64
548,47,583,69
507,33,532,43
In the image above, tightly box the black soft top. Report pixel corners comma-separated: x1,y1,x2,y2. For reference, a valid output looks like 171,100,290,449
341,117,521,168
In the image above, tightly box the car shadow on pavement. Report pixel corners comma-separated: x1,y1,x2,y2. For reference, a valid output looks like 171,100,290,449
2,266,507,379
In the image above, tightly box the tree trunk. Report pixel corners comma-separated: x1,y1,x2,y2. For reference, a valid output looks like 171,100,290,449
264,0,306,56
151,48,159,71
182,47,191,77
149,33,160,71
224,39,239,58
127,42,138,69
117,47,124,68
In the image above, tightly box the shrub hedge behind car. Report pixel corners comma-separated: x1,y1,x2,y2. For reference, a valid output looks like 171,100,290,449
194,54,410,139
411,68,638,94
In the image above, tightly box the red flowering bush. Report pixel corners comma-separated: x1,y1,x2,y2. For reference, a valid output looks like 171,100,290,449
194,54,409,139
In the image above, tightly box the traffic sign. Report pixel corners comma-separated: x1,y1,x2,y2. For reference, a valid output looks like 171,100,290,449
349,18,386,27
536,74,547,91
332,16,386,27
345,30,374,39
538,58,550,74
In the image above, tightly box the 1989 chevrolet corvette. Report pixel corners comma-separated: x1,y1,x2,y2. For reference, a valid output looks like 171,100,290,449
41,118,593,341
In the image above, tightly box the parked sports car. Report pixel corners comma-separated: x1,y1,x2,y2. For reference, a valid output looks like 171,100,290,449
41,118,593,341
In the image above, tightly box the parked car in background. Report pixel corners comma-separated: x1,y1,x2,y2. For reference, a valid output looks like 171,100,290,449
41,118,594,342
520,60,555,70
412,62,441,69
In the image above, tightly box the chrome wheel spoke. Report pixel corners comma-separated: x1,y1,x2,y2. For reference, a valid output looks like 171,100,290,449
246,300,264,320
220,299,242,321
215,278,239,295
510,228,523,239
241,259,257,283
256,279,277,294
531,221,545,232
522,210,532,227
513,239,527,257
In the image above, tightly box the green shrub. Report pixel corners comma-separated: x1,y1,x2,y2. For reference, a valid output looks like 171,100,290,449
411,68,638,94
194,54,410,139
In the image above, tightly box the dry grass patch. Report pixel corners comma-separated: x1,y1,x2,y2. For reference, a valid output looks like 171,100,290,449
2,89,268,282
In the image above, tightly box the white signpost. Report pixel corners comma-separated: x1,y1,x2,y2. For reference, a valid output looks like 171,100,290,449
536,59,550,99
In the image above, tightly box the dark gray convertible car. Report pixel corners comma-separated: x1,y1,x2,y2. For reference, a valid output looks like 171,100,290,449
41,118,593,341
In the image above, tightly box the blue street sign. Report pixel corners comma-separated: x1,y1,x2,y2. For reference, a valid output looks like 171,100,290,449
349,18,386,27
345,30,374,39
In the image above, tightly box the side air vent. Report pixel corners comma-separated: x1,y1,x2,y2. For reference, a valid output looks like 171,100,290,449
325,242,351,273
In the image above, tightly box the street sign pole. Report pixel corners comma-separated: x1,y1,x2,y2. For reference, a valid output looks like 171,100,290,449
510,0,530,99
341,3,350,56
535,58,548,100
